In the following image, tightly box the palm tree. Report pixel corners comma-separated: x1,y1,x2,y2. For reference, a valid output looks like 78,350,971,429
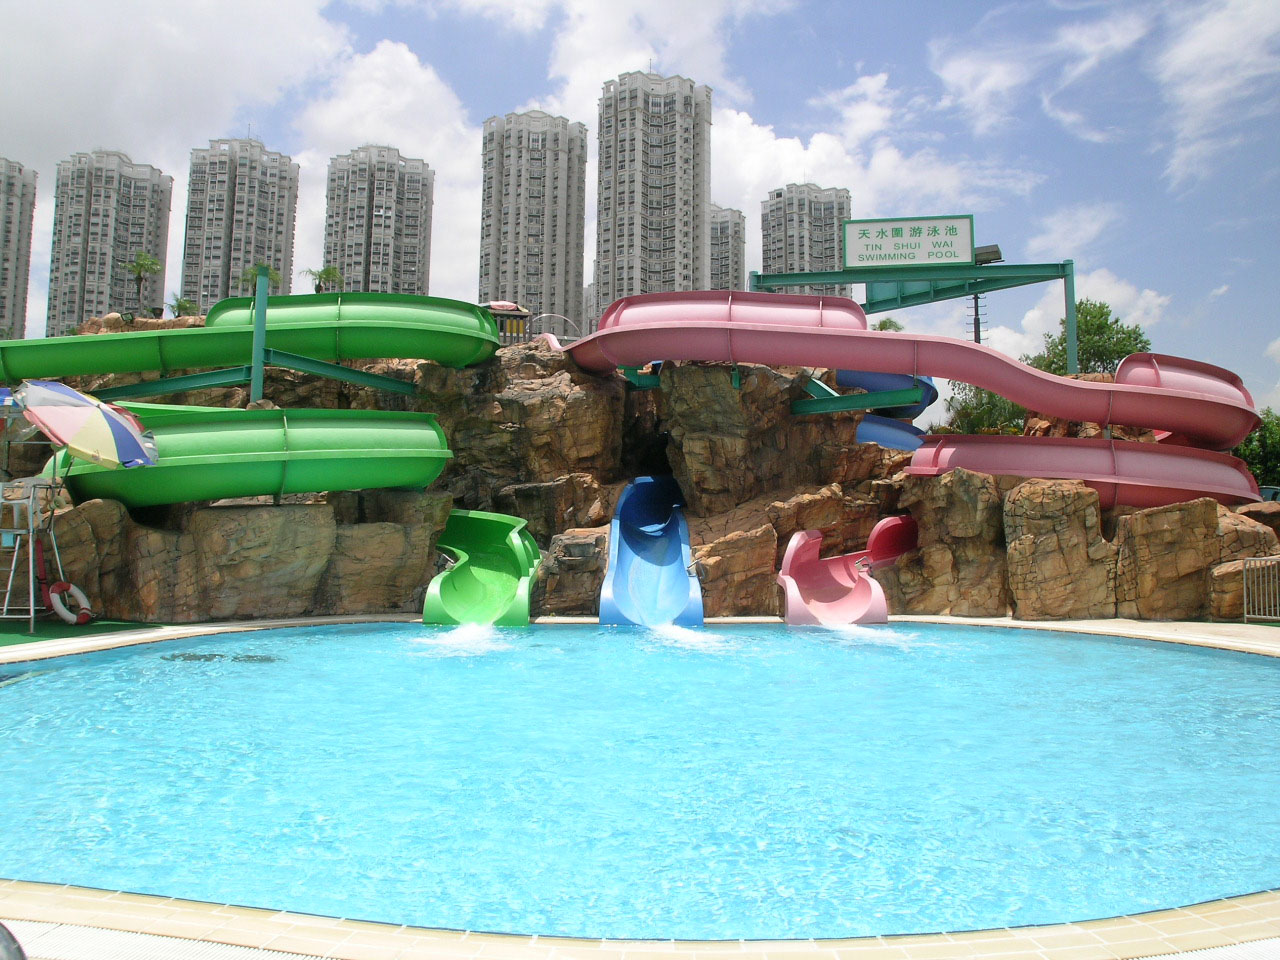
304,266,344,294
872,317,903,331
125,252,162,311
238,263,283,294
168,294,199,318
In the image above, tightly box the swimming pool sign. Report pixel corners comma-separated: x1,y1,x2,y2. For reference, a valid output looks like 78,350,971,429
844,216,975,268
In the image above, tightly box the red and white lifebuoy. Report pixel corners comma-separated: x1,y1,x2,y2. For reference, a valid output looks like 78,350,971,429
49,581,93,626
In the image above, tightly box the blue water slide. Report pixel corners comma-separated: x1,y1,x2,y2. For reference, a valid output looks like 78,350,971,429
856,414,925,451
599,475,704,627
835,370,939,420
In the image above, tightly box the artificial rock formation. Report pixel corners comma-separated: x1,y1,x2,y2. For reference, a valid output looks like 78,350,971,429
417,340,626,512
1113,499,1277,620
494,473,624,547
877,468,1014,617
51,490,451,623
531,527,609,617
659,363,894,516
1004,479,1117,620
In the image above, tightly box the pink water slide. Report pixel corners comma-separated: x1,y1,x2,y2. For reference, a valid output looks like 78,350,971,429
908,434,1259,509
552,289,1262,626
778,517,919,626
561,290,1260,451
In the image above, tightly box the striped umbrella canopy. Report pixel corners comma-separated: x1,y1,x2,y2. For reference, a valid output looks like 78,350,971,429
13,380,158,469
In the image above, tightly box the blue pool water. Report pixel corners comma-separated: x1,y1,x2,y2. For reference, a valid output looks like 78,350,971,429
1,621,1279,939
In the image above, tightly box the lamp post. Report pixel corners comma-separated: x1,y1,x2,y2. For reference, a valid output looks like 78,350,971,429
971,244,1003,345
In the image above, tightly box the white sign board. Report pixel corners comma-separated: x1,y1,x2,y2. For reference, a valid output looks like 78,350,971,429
843,216,975,268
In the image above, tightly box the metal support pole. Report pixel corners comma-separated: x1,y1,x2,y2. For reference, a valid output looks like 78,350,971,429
250,265,269,402
1063,259,1078,375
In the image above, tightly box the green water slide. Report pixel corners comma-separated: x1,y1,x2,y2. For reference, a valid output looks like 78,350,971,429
423,509,542,626
47,403,452,508
0,292,499,381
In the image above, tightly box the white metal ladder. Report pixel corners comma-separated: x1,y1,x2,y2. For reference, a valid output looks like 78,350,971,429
0,478,66,633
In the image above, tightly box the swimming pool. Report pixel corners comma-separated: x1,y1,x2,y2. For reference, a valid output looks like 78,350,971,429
1,621,1278,940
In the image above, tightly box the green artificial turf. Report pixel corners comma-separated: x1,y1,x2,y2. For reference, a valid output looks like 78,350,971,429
0,618,157,648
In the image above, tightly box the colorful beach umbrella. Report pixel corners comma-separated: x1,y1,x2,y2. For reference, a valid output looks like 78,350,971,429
12,380,158,469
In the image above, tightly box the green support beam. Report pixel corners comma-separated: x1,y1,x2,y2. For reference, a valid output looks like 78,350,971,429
92,353,418,401
750,258,1080,375
792,385,924,416
94,367,256,401
619,366,662,389
262,349,417,395
803,378,840,399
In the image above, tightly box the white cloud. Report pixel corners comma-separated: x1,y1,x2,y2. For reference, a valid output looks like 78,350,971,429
491,0,792,126
1264,338,1280,408
292,40,482,302
1155,0,1280,185
1210,284,1230,298
809,74,895,148
708,104,1041,276
931,50,1032,134
932,8,1149,140
989,267,1171,363
1025,202,1122,262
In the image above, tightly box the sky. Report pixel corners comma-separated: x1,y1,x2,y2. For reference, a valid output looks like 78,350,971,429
5,0,1280,416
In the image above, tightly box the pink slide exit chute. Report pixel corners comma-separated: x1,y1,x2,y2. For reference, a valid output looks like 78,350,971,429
778,516,919,626
558,290,1260,451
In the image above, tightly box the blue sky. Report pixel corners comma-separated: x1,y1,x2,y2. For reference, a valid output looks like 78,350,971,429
6,0,1280,411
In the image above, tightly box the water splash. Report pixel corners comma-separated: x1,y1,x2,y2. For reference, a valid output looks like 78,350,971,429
819,623,929,649
411,623,511,657
646,624,738,652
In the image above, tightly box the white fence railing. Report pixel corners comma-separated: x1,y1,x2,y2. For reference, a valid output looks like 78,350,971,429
1243,555,1280,623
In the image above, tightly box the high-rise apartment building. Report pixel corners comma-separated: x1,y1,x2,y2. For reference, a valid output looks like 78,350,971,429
324,145,433,295
595,72,711,306
0,158,37,339
181,139,298,312
761,183,851,296
479,111,586,326
47,150,172,336
708,204,745,291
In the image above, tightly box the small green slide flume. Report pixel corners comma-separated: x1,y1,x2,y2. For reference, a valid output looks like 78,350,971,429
0,292,499,380
423,510,542,626
47,403,452,508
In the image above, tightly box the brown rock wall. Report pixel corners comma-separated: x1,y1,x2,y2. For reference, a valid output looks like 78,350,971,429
693,523,780,618
877,468,1010,616
531,527,609,616
1004,480,1117,619
660,363,889,516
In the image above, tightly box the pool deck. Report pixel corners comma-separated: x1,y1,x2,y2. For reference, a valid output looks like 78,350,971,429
3,614,1279,960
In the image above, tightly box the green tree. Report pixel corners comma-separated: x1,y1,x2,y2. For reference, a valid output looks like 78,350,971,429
304,266,344,294
1022,299,1151,376
167,294,199,318
125,251,162,310
238,263,283,294
871,316,903,332
1234,408,1280,487
932,382,1026,435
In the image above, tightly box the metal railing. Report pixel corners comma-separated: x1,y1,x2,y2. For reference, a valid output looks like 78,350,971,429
1243,555,1280,623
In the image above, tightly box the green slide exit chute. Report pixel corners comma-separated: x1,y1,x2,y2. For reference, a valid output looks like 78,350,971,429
423,509,542,627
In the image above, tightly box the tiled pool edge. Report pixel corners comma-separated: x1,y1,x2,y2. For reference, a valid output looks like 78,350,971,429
3,614,1278,665
5,614,1280,959
2,878,1279,959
